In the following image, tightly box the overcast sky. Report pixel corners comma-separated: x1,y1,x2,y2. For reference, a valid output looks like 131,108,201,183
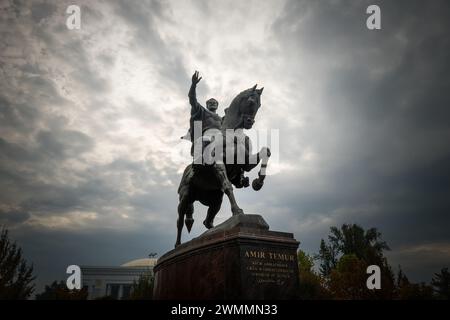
1,0,449,294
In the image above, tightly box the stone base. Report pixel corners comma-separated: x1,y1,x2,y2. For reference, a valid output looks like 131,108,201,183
153,214,300,299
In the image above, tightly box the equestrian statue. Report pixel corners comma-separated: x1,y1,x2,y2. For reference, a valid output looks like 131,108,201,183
175,71,271,247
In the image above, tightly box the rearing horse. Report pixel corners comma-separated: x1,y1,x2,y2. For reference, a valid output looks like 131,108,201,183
175,84,270,247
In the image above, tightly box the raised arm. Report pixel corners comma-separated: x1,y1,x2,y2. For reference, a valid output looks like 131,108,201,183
189,71,203,115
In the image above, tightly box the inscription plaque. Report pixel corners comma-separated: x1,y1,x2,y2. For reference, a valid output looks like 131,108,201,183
239,244,299,299
243,249,297,285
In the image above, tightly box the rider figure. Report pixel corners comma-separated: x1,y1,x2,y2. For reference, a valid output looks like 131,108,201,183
182,71,249,188
182,71,222,160
180,71,245,230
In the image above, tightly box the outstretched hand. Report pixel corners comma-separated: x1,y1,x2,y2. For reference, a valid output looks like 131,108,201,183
192,70,202,86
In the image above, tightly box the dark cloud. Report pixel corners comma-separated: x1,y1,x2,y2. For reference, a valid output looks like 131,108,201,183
0,209,30,225
31,2,57,23
266,0,450,279
36,129,94,159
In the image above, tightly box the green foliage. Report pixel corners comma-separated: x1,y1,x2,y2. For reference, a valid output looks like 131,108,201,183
318,224,395,299
317,224,389,277
396,270,434,300
317,239,337,277
312,224,398,299
317,224,391,277
297,250,314,273
297,249,330,299
431,267,450,300
35,281,88,300
329,254,368,299
327,254,396,299
0,227,35,299
129,271,154,300
298,269,330,300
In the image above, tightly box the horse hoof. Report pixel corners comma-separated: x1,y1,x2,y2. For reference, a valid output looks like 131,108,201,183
185,217,194,232
252,178,264,191
203,220,214,229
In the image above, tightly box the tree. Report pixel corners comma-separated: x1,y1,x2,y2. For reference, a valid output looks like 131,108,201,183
35,281,88,300
395,266,435,300
397,281,434,300
317,239,338,277
328,254,368,299
317,224,396,299
129,271,154,300
317,224,390,274
329,224,389,265
297,249,330,299
431,267,450,299
0,227,35,299
396,265,408,289
298,249,314,273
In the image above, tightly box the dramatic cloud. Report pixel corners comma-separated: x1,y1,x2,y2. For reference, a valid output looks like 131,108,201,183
1,0,449,293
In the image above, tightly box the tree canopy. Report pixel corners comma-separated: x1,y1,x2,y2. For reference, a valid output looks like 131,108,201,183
0,227,35,299
35,281,88,300
431,267,450,299
129,271,154,300
300,223,441,300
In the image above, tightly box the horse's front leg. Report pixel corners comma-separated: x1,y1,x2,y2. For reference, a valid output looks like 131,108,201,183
252,147,271,191
243,146,271,172
204,203,221,229
213,163,243,215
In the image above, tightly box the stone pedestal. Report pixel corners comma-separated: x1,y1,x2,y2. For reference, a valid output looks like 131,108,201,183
153,214,300,299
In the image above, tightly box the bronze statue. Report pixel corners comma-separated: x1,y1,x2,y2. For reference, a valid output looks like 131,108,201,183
176,71,271,247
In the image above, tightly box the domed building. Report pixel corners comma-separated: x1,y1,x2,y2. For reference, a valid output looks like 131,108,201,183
81,258,157,300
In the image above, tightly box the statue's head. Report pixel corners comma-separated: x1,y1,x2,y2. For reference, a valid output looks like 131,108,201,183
206,98,218,112
222,84,263,130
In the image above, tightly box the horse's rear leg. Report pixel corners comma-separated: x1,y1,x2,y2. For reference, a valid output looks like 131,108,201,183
213,163,243,216
184,203,194,232
175,197,194,248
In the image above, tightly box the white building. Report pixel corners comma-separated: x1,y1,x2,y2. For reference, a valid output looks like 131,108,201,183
81,258,157,300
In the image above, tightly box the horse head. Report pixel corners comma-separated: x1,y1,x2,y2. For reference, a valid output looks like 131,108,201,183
222,84,263,130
